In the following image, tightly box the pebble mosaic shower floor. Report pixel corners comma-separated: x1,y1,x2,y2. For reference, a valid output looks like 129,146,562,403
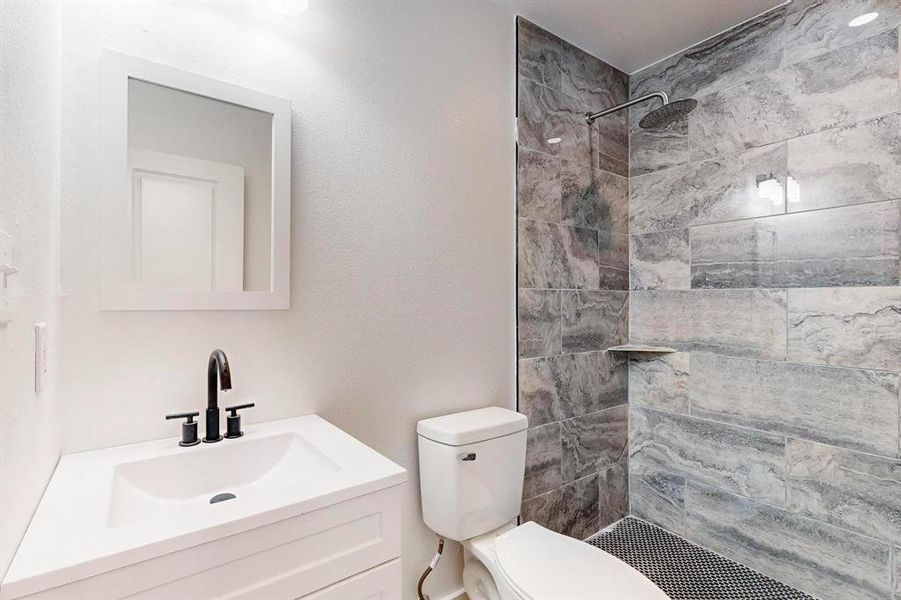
586,517,815,600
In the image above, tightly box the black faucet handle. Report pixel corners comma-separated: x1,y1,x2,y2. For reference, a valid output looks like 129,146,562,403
224,403,255,439
225,403,255,416
166,411,199,421
165,411,201,447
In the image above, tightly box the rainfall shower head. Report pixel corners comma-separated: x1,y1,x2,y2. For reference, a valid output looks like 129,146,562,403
585,91,698,129
638,98,698,129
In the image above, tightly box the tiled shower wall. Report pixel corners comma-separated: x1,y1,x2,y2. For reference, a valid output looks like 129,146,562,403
626,2,901,600
515,18,630,540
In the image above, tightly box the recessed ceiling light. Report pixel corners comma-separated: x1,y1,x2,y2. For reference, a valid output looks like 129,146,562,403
848,12,879,27
269,0,309,16
547,137,562,144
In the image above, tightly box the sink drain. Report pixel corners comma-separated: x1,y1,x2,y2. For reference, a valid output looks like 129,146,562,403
209,492,236,504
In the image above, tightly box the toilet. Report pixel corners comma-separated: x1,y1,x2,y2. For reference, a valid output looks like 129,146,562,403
417,406,670,600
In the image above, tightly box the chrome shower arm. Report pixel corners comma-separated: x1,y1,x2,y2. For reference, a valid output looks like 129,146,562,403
585,91,669,124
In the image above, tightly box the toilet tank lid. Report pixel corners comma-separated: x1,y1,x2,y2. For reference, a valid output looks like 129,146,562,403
417,407,528,446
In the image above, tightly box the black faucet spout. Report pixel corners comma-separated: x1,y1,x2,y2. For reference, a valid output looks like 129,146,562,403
204,349,231,443
207,349,232,408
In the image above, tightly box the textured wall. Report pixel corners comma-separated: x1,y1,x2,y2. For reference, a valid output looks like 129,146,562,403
0,0,62,578
54,2,515,598
627,2,901,599
516,18,630,539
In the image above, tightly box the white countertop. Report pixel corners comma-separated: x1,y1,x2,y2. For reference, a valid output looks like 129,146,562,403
1,415,406,599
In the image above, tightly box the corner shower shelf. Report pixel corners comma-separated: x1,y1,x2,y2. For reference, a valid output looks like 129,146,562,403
607,344,677,353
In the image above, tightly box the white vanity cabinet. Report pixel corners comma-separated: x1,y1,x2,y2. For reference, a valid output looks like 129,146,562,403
5,486,402,600
1,416,406,600
303,560,401,600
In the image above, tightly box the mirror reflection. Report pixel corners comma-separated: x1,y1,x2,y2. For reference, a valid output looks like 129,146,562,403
126,79,273,292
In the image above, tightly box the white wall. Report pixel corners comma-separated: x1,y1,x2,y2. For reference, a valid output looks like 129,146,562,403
56,1,516,597
0,0,63,579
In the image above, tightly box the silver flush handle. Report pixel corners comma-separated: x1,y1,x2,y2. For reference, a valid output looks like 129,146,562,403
458,452,476,461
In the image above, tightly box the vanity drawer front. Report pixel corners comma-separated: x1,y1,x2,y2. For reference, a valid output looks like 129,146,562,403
299,559,400,600
128,487,401,600
19,486,402,600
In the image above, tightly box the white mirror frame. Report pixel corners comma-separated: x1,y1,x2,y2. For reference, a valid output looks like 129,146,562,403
100,50,291,310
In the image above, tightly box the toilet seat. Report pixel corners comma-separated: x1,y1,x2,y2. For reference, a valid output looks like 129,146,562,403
493,522,670,600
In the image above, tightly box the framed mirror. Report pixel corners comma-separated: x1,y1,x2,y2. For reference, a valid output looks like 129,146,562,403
100,50,291,310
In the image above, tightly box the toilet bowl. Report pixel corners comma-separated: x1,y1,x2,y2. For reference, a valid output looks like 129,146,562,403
417,407,670,600
462,522,670,600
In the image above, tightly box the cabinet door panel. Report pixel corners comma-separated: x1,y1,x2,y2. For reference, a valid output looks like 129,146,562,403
301,560,401,600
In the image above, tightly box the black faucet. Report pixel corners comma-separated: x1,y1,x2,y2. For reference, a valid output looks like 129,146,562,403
204,349,231,443
166,349,254,446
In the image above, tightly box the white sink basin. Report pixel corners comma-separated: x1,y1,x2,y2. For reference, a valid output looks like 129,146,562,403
108,431,340,527
1,415,406,600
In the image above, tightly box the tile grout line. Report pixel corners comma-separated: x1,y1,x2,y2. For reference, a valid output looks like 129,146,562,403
684,476,897,549
629,196,901,239
888,544,896,598
635,398,901,464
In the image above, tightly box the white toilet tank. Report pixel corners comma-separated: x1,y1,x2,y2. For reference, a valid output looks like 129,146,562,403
417,407,528,541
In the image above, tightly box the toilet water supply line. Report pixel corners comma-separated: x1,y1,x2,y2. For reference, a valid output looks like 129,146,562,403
417,537,446,600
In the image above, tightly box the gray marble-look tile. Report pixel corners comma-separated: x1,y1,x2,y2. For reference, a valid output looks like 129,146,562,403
519,77,564,156
784,0,901,64
562,290,628,353
517,17,562,90
895,547,901,598
597,350,629,411
628,351,690,413
518,289,560,358
690,200,901,289
630,229,690,290
629,143,787,235
786,437,901,545
629,113,691,176
598,150,629,179
523,422,562,500
629,467,686,534
630,407,786,504
519,219,558,289
598,232,628,291
559,223,600,289
787,112,901,213
518,219,599,289
518,77,594,165
521,473,599,540
630,5,786,101
518,351,626,427
519,354,586,426
629,289,787,360
627,5,785,177
597,170,628,235
518,147,561,222
685,482,892,600
561,163,599,229
561,404,628,483
561,167,629,236
690,29,899,160
596,110,629,178
787,286,901,371
598,461,628,530
560,40,628,113
690,353,900,456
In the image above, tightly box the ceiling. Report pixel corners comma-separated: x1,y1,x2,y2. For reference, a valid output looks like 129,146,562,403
507,0,789,73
